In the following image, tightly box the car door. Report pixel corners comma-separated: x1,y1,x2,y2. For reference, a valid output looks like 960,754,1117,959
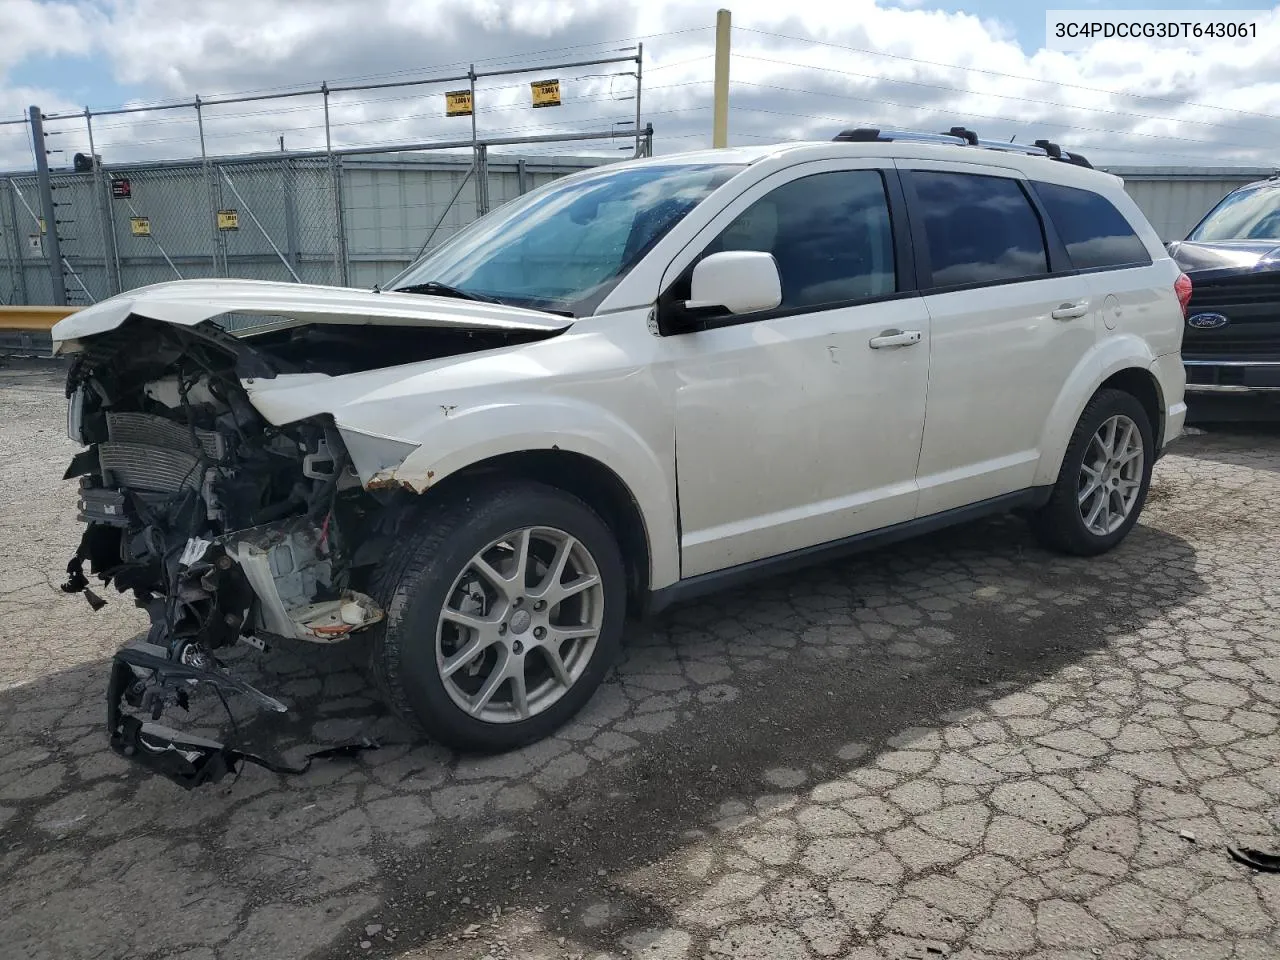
898,161,1095,516
1030,177,1173,364
652,161,931,578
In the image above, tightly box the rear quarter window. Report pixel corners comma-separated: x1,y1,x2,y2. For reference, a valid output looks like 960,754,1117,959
1033,181,1152,271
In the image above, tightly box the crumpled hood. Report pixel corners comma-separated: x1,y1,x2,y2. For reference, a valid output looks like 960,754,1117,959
51,278,572,351
1168,239,1280,280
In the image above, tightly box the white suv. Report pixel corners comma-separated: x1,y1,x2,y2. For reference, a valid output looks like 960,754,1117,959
53,128,1187,783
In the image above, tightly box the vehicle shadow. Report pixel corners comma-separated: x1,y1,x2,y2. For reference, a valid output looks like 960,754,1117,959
396,516,1206,957
0,514,1205,960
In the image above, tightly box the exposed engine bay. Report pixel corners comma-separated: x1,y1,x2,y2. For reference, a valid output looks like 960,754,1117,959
61,313,560,787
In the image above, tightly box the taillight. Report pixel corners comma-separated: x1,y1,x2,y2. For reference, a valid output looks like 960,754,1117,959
1174,272,1193,317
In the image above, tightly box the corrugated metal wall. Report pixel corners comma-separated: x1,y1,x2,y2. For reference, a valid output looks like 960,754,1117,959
1103,166,1277,243
342,155,602,290
0,152,604,307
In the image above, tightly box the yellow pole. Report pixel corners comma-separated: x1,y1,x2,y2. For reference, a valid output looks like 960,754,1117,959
712,9,731,148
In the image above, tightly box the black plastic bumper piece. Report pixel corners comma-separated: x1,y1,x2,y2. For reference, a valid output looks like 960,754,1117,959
106,654,384,790
112,645,289,713
107,658,239,789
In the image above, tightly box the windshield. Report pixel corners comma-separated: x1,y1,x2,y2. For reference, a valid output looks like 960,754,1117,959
1188,184,1280,242
386,162,743,316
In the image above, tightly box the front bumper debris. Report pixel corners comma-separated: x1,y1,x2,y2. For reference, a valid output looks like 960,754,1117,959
112,641,289,714
217,517,383,642
107,642,382,789
59,317,408,787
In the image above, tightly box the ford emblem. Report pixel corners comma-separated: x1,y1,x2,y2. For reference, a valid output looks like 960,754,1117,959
1188,312,1230,330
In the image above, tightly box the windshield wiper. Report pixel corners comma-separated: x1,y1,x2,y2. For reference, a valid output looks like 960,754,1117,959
393,281,503,304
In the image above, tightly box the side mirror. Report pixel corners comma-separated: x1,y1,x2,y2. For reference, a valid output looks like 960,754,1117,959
686,250,782,316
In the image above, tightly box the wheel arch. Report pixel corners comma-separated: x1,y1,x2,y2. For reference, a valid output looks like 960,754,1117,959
1034,336,1160,486
1099,366,1164,449
361,395,681,597
422,449,655,616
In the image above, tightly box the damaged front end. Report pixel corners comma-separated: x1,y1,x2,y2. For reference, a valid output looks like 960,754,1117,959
62,318,393,787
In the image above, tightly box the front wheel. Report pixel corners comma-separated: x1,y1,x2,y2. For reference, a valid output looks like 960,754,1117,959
370,481,627,752
1031,388,1155,556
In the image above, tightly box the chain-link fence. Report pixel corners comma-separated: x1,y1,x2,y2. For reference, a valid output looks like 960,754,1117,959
0,144,639,307
0,178,32,305
2,175,62,305
0,47,653,307
339,150,610,290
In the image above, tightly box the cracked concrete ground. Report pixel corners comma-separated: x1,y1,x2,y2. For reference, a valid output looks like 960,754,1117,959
1,357,1278,960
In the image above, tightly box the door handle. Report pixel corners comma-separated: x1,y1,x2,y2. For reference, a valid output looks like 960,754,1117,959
1051,301,1090,321
869,329,923,349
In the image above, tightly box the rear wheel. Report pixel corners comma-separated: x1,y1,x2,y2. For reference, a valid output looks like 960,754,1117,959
370,481,626,751
1031,388,1154,556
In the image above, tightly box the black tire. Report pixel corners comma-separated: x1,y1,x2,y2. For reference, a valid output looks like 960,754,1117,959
368,480,626,752
1031,388,1155,556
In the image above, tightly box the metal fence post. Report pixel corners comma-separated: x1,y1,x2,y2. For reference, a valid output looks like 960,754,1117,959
85,108,121,296
213,163,231,275
0,181,9,303
334,156,349,285
634,43,644,158
29,106,67,305
516,158,527,195
0,185,10,304
322,83,347,285
4,182,29,304
470,65,486,217
283,157,299,273
196,97,221,276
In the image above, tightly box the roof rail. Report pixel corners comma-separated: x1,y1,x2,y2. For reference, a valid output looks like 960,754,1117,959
1034,139,1093,169
831,126,1094,169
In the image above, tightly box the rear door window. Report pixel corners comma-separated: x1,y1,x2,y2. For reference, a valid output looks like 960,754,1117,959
1033,181,1152,270
910,171,1049,288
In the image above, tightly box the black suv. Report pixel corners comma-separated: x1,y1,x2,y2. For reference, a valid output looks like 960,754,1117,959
1168,175,1280,417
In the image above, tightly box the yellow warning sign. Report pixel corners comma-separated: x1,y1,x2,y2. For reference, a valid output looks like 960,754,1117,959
445,89,473,117
530,78,561,108
130,216,151,237
216,209,239,231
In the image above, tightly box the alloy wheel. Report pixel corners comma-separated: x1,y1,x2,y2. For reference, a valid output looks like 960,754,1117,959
1078,413,1145,536
435,526,605,723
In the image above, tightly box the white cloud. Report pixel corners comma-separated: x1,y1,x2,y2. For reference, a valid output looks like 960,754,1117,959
0,0,98,71
0,0,104,166
3,0,1280,170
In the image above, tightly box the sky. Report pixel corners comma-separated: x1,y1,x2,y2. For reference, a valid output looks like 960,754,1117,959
2,0,1280,170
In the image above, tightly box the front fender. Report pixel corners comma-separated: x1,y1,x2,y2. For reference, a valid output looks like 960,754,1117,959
379,396,680,591
1033,335,1158,487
